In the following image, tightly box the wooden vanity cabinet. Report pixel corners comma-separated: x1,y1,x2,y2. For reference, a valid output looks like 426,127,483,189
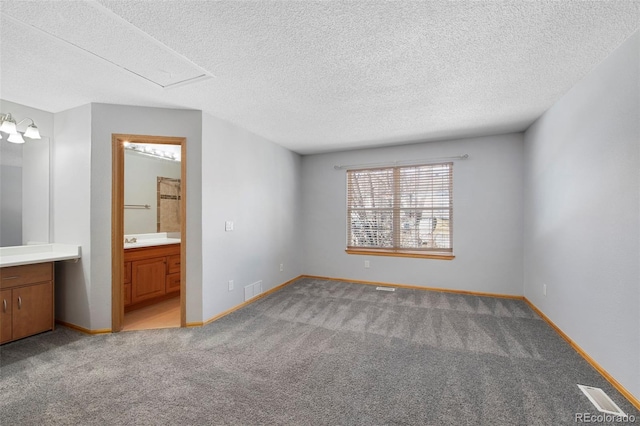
124,244,180,311
1,262,54,344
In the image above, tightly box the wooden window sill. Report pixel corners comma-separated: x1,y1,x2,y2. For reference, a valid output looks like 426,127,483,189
345,249,455,260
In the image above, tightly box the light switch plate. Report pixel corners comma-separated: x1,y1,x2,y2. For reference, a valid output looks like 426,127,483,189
225,221,234,231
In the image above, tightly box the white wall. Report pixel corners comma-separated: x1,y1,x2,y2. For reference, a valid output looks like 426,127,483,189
90,103,203,328
523,32,639,399
201,113,303,321
52,104,92,328
124,150,181,234
52,103,302,328
302,134,524,295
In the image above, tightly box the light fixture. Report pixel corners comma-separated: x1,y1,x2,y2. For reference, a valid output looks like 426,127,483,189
0,114,17,134
23,123,41,139
7,132,25,144
0,112,42,143
123,142,180,162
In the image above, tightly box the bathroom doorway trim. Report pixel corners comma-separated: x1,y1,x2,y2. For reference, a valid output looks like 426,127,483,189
111,134,187,332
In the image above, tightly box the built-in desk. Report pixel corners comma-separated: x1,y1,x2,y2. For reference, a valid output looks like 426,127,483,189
0,244,81,268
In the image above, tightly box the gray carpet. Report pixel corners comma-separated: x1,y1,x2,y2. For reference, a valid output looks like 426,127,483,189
1,277,638,425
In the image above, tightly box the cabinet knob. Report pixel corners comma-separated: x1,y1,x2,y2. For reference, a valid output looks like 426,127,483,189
17,296,22,309
2,299,6,313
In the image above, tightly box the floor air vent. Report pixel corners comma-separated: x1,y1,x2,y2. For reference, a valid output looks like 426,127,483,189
577,384,626,416
375,287,396,292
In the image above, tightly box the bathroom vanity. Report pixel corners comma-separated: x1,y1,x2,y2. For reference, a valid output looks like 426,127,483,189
123,233,180,312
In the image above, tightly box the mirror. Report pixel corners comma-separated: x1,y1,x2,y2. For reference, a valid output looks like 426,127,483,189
0,137,50,247
124,143,181,235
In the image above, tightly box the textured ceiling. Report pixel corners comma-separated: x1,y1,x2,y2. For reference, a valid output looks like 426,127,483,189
1,1,638,154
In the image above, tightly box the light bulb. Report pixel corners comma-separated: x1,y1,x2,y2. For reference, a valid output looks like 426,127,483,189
7,132,25,144
23,124,41,139
0,115,17,134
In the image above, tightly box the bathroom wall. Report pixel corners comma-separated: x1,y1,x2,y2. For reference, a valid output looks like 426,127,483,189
124,150,181,234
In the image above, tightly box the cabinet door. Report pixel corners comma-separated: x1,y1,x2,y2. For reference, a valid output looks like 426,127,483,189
1,289,12,344
12,282,53,341
131,257,167,304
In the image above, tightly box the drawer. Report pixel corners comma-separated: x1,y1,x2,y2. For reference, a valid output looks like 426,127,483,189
166,273,180,293
1,263,53,289
167,255,181,274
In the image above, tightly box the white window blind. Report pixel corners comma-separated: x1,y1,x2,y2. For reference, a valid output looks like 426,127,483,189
346,163,453,253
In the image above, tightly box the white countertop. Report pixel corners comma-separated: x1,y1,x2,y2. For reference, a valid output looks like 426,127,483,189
0,244,82,268
124,232,181,249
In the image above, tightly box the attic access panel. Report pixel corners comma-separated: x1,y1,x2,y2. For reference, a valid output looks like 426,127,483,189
2,1,212,88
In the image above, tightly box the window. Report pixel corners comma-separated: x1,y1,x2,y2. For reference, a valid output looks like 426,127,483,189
346,163,454,259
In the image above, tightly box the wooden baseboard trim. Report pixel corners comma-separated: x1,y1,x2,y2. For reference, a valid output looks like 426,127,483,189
523,298,640,410
186,275,303,328
300,275,523,300
56,320,111,335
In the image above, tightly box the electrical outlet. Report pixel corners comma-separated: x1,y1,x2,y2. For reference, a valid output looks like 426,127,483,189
228,280,234,291
543,284,547,296
279,263,284,272
225,221,234,231
364,260,370,269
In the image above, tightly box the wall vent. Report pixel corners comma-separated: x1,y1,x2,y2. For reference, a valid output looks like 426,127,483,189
244,280,263,301
577,384,626,416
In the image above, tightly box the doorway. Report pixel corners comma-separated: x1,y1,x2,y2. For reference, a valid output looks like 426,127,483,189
111,134,187,332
